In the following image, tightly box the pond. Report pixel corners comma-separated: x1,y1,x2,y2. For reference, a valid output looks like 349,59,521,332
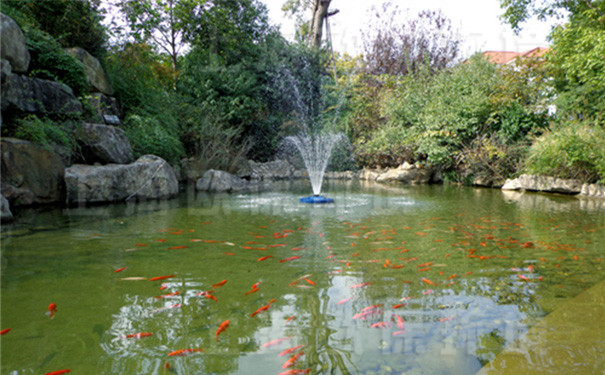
1,181,604,375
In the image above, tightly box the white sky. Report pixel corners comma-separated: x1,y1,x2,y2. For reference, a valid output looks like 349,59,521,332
260,0,561,57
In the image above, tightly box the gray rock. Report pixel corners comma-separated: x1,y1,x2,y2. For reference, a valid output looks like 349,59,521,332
376,163,434,184
501,178,522,190
359,169,382,181
84,93,121,124
518,174,583,194
579,183,605,198
1,74,82,115
0,14,30,73
1,138,65,206
324,171,359,180
65,47,112,95
1,194,13,222
77,123,133,164
1,58,11,84
196,169,261,192
65,155,178,204
247,160,294,180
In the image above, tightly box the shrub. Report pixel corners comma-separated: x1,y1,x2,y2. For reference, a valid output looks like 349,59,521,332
525,121,605,183
123,115,185,163
13,115,79,152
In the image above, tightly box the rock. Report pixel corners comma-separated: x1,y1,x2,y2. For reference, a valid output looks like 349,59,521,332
65,47,112,95
77,123,133,164
324,171,359,179
0,14,30,73
1,74,82,116
376,163,434,184
292,170,308,179
247,160,294,180
65,155,178,205
579,183,605,198
501,178,522,190
196,169,262,192
1,59,11,84
1,138,65,206
359,169,381,181
84,93,121,124
517,174,583,194
1,194,13,222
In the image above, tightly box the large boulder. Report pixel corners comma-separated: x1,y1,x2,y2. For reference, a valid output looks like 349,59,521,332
77,123,133,164
579,183,605,198
196,169,261,192
1,194,13,222
1,138,65,206
501,174,583,194
65,155,178,205
1,74,82,116
0,14,30,73
376,162,435,184
65,47,113,95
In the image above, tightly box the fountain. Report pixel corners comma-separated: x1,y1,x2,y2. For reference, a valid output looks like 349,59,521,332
285,133,343,204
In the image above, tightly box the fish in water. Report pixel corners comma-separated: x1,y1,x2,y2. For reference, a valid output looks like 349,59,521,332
168,348,203,356
282,352,305,368
280,256,301,263
262,336,291,348
149,275,175,281
47,303,57,318
114,267,126,273
278,370,310,375
257,255,273,261
44,370,71,375
251,304,272,317
1,328,11,335
125,332,153,339
215,320,230,342
213,279,227,287
279,345,304,357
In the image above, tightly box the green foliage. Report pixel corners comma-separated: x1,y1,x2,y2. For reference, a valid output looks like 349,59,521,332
123,114,185,162
2,2,90,96
3,0,107,58
13,115,78,151
498,0,593,33
525,121,605,182
546,4,605,123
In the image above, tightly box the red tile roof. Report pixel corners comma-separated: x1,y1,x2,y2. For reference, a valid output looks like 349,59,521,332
482,47,549,64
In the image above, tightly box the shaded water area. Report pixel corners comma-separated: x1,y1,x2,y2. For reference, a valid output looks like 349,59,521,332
1,181,604,375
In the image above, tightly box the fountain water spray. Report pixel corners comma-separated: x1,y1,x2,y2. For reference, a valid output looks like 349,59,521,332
285,133,343,203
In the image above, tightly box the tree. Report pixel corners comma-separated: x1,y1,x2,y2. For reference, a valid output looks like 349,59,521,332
282,0,338,47
362,2,461,76
499,0,601,32
116,0,204,72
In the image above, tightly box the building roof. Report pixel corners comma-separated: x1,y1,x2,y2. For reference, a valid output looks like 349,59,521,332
482,47,549,64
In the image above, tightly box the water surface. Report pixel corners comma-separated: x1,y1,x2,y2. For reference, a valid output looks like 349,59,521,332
2,182,604,374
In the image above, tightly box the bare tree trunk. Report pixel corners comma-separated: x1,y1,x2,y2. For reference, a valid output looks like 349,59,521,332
309,0,331,48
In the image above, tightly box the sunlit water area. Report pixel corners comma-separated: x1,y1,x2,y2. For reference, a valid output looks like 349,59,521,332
1,181,604,375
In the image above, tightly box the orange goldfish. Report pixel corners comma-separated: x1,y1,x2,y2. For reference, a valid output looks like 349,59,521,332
167,246,188,250
280,256,301,263
213,279,227,287
149,275,175,281
350,282,372,289
261,336,291,348
47,303,57,318
155,291,180,299
44,370,71,375
168,348,203,356
279,345,304,357
245,288,260,296
257,255,273,261
114,267,126,273
215,320,230,341
126,332,153,339
370,322,392,328
1,328,11,335
282,352,305,368
393,315,405,329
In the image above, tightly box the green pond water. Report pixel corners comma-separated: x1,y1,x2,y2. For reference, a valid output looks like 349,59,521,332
1,181,604,375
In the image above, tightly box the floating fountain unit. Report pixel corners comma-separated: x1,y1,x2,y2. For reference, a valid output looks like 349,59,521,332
286,133,342,204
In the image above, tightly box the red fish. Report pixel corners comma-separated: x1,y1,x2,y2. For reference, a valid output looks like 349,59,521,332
126,332,153,339
215,320,230,341
278,369,310,375
155,291,180,299
392,303,406,309
350,282,372,289
167,246,188,250
393,315,405,329
268,244,286,248
251,304,272,317
282,352,305,368
168,348,203,356
1,328,11,335
213,279,227,287
517,274,529,281
280,256,301,263
285,316,296,323
304,278,315,285
262,336,291,348
114,267,126,273
291,247,307,251
279,344,304,357
149,275,175,281
45,370,71,375
421,278,436,285
392,330,406,336
257,255,273,261
361,304,382,312
370,322,392,328
47,303,57,318
245,287,260,296
337,297,353,305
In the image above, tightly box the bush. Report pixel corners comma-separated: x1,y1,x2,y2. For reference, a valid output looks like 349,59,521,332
123,115,185,163
525,121,605,183
13,115,79,152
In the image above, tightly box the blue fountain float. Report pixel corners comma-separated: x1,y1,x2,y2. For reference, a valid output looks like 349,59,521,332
286,133,343,204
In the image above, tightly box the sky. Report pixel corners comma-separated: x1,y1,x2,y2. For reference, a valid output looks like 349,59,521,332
260,0,561,57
